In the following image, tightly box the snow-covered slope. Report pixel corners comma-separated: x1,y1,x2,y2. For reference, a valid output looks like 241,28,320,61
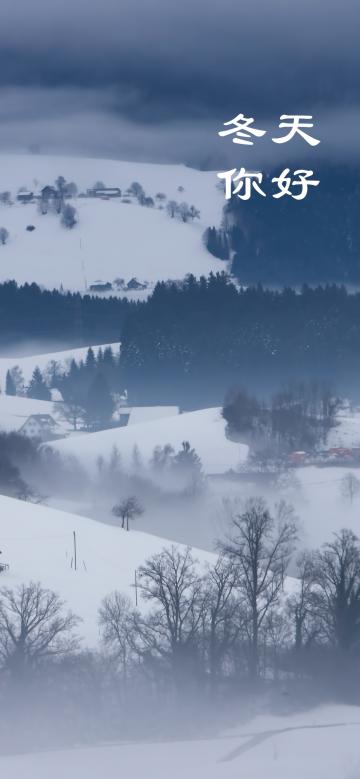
1,703,359,778
0,495,213,647
125,405,179,425
50,407,249,475
0,342,120,391
0,154,224,292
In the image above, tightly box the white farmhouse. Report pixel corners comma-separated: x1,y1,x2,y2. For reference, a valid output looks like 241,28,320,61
19,414,60,442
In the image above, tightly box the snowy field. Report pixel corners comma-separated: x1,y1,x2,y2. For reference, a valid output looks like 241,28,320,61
0,703,359,778
50,407,249,476
293,465,360,548
0,495,213,647
0,154,224,292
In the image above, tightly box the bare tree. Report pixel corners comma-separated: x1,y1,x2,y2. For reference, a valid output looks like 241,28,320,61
340,472,360,504
178,202,191,222
57,401,85,431
64,181,78,198
8,365,25,395
220,497,297,679
61,204,77,229
0,227,9,245
203,556,245,684
315,529,360,651
166,200,178,218
0,192,11,206
112,496,144,530
136,546,205,683
129,181,145,200
0,582,80,675
286,550,318,656
189,205,200,220
98,592,136,685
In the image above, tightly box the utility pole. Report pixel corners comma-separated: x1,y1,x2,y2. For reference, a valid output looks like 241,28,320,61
73,530,77,572
134,569,138,606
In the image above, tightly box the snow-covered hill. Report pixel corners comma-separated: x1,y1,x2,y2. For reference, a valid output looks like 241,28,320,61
50,407,249,476
0,495,213,647
0,154,224,292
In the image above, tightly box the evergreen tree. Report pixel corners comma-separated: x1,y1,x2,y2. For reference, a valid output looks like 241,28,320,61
103,346,115,367
172,441,204,493
5,370,16,396
27,367,51,401
85,374,114,430
204,227,229,260
85,347,96,372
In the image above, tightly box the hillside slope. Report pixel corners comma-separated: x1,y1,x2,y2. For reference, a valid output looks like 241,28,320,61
50,407,249,475
0,154,224,292
0,495,213,646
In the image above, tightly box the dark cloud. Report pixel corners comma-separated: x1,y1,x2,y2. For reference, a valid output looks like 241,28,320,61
0,0,358,163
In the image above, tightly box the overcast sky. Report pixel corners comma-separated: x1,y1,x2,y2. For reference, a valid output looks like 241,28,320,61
0,0,359,166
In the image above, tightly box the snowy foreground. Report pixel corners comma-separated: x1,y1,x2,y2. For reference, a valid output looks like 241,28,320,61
0,495,213,646
1,703,359,778
0,154,223,292
51,407,249,475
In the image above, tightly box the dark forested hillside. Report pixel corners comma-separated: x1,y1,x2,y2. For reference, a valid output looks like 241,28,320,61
216,163,360,285
4,277,360,408
119,275,360,406
0,281,136,349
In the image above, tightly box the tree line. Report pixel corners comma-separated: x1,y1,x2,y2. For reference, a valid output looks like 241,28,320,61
223,382,341,459
0,281,134,349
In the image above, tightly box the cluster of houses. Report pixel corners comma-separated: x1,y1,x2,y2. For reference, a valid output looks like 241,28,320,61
17,185,124,203
288,447,360,467
17,185,139,205
88,277,148,293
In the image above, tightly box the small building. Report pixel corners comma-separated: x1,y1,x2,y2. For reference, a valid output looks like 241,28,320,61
127,277,148,290
288,451,308,466
87,187,121,199
89,280,113,293
327,447,353,460
41,186,58,200
19,414,60,442
17,191,34,204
